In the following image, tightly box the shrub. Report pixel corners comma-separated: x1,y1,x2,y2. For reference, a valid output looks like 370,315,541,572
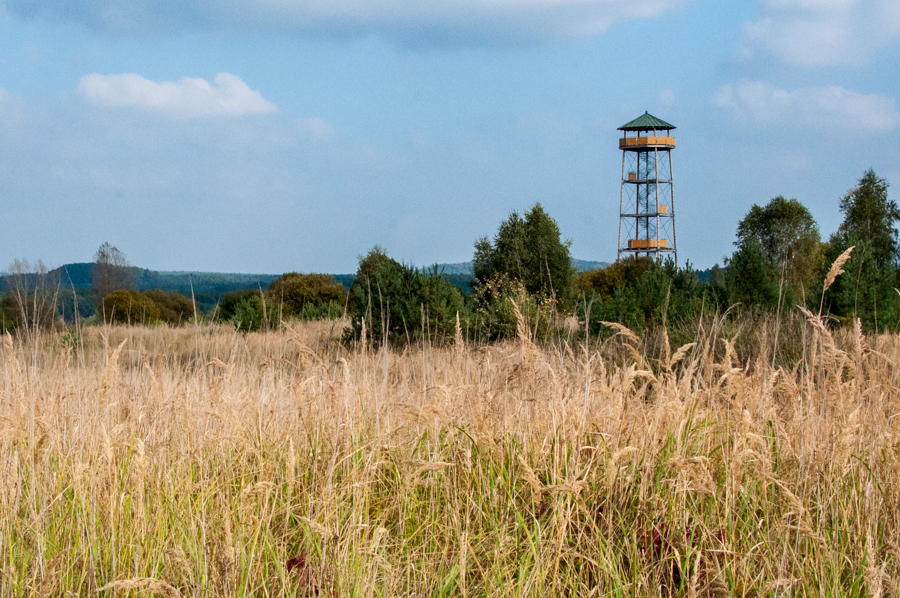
231,295,270,332
577,256,657,299
472,276,558,342
576,259,707,345
267,273,346,319
345,247,466,345
213,289,278,332
345,247,406,343
101,290,161,325
214,290,260,322
145,290,195,325
0,293,20,333
296,300,345,321
416,265,468,341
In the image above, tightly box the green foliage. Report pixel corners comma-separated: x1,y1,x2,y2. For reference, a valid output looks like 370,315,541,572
469,204,576,341
56,289,95,322
472,276,559,341
345,246,405,343
474,203,576,307
295,300,345,320
838,169,899,267
2,259,61,334
101,290,161,325
736,196,823,291
727,237,781,309
144,290,195,325
214,290,260,322
213,289,274,331
231,295,270,332
0,293,20,334
818,231,900,331
267,272,346,319
706,264,731,309
814,171,900,332
416,265,468,340
576,256,657,299
577,260,706,344
345,247,466,345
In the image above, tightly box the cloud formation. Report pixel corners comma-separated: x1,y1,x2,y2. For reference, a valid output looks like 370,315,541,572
742,0,900,66
3,0,683,45
714,82,900,131
77,73,277,118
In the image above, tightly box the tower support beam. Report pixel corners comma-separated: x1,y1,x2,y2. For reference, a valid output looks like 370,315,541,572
616,112,678,264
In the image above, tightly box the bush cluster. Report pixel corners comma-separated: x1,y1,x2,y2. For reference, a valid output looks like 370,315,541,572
214,273,347,332
342,170,899,349
268,273,346,317
0,293,59,333
214,290,269,332
344,247,465,345
101,289,197,326
3,170,896,343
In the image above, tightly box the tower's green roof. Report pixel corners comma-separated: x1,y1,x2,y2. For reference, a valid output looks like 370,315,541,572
618,111,675,131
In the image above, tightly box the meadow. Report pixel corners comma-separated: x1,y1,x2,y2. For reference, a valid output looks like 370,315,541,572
2,307,899,597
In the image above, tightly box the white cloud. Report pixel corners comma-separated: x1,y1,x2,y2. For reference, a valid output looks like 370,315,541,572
297,117,335,141
657,88,677,106
714,82,900,131
77,73,277,118
4,0,684,45
742,0,900,66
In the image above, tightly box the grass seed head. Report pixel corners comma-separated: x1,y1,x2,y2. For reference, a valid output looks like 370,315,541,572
824,245,854,292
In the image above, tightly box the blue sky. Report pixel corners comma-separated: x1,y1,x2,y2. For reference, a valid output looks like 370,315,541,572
1,0,899,273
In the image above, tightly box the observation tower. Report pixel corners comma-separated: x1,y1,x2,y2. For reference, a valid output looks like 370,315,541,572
617,112,677,263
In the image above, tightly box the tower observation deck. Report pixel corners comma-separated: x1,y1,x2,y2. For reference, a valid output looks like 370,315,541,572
617,111,677,263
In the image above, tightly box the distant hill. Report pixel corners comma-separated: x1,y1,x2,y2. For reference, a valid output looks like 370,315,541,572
1,258,611,313
0,264,287,316
2,258,610,294
432,259,608,275
2,263,284,294
134,268,282,294
433,262,475,275
695,267,715,283
572,259,609,272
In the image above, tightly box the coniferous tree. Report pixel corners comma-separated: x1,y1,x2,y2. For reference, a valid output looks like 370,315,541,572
728,237,780,309
473,203,576,306
822,170,900,330
837,169,899,267
345,246,464,344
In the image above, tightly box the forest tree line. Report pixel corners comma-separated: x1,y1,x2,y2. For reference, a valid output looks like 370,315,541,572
1,169,896,345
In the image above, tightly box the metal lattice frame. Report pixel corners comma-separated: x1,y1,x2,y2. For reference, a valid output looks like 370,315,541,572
616,126,677,264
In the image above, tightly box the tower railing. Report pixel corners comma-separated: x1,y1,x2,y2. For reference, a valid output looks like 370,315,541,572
616,112,677,263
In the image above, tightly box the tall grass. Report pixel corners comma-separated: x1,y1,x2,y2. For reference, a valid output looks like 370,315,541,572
1,309,899,597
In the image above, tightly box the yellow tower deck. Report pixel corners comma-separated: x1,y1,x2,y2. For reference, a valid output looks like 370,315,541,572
618,136,676,150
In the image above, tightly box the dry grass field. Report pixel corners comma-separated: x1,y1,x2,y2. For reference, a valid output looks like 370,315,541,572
2,310,900,597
